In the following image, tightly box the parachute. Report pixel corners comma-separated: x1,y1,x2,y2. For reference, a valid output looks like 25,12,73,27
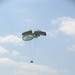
22,30,47,63
22,30,46,41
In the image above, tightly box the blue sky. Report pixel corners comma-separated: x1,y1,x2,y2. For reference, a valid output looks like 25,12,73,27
0,0,75,75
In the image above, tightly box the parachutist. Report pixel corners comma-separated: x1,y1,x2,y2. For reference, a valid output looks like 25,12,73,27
22,30,47,63
30,61,33,63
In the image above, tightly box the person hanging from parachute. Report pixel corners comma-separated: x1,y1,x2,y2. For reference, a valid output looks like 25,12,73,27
22,30,47,63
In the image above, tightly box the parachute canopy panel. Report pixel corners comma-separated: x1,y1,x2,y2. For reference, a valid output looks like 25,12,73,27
34,30,46,36
22,30,32,36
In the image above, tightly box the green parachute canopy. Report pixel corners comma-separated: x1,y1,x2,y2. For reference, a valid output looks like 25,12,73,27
22,30,47,41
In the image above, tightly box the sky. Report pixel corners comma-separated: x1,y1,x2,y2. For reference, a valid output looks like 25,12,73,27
0,0,75,75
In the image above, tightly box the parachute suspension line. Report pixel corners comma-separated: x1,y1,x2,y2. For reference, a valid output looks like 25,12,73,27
30,39,37,63
29,41,34,63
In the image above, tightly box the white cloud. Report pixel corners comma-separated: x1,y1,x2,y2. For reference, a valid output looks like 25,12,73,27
67,45,75,52
0,57,58,75
0,46,9,54
0,58,16,65
12,50,21,56
47,30,58,37
12,50,28,60
19,62,58,73
51,17,75,36
26,19,34,23
0,35,23,45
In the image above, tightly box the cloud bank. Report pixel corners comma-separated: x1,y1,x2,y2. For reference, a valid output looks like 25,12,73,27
0,57,58,75
50,17,75,36
0,46,9,54
0,35,23,45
